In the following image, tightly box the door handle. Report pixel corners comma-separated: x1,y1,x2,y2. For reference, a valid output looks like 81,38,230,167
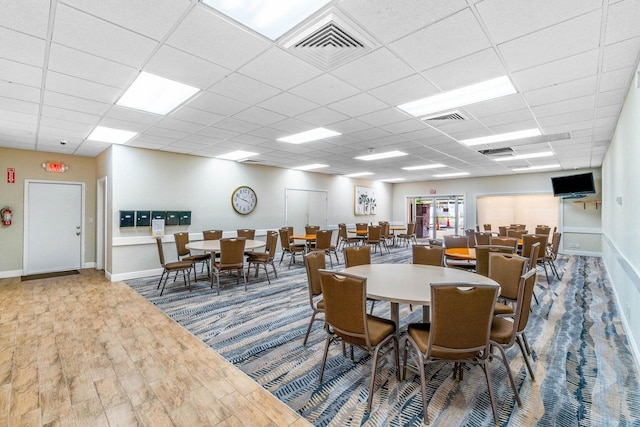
76,232,81,236
76,226,81,229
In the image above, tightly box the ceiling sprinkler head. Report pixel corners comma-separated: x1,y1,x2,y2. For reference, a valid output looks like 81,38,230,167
60,139,67,145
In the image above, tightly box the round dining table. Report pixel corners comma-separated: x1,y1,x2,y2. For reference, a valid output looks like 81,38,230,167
340,264,499,330
444,247,476,260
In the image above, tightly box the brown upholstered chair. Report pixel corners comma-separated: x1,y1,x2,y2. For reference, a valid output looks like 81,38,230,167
483,223,492,231
491,268,538,381
174,232,210,282
498,226,508,237
465,228,477,248
475,231,492,246
212,237,247,294
278,228,305,268
490,236,518,251
364,225,387,254
236,229,255,239
155,237,192,296
337,223,359,250
506,229,527,240
203,229,222,240
474,245,515,277
489,253,528,316
343,245,371,268
397,222,417,246
523,234,552,282
302,251,326,346
402,282,506,423
443,235,473,269
412,245,443,266
546,232,563,279
246,230,278,284
314,229,339,267
318,270,399,412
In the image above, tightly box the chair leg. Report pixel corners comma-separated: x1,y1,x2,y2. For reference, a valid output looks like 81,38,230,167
157,270,167,290
516,335,535,380
241,267,247,291
303,311,318,346
492,344,522,406
480,360,499,424
521,331,532,356
367,347,382,411
270,261,278,278
263,264,271,285
319,334,332,383
159,271,169,296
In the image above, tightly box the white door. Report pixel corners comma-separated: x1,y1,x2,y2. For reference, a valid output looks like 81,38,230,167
25,181,83,274
285,189,328,234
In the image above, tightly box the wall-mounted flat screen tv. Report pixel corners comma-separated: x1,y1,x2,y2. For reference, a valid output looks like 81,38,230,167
551,172,596,199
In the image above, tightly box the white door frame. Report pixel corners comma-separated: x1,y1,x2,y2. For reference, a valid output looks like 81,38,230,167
96,176,107,271
23,179,85,274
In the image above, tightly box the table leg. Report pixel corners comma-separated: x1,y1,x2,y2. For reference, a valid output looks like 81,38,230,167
422,305,430,323
390,302,400,335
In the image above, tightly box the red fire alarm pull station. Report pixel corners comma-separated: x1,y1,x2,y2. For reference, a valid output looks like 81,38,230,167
7,168,15,183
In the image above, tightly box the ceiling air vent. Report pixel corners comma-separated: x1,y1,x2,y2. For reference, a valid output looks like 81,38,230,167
421,110,467,121
281,9,377,70
478,147,514,158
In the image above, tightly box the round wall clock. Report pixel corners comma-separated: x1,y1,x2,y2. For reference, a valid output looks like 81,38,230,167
231,186,257,215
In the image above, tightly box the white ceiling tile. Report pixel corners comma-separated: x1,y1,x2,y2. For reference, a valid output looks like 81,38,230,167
167,5,270,70
239,47,323,90
327,93,387,117
599,67,634,92
596,104,621,119
511,50,599,92
45,71,121,104
229,134,268,145
257,92,318,117
604,0,640,45
105,105,161,126
390,9,491,71
38,125,88,140
39,116,94,133
213,117,262,134
48,43,136,88
601,37,640,72
331,48,415,91
0,0,50,38
0,97,39,115
187,91,249,116
0,27,46,67
0,58,43,88
357,108,409,126
0,110,38,126
154,118,205,134
52,4,157,68
478,109,536,127
537,109,595,128
524,76,597,107
145,45,229,89
295,107,349,127
476,0,602,43
463,94,529,118
498,11,602,72
209,73,281,104
597,88,627,107
531,95,596,119
289,74,360,106
269,118,316,134
328,119,371,135
368,74,438,106
423,49,506,90
232,107,287,126
60,0,191,41
197,126,240,140
74,141,111,156
170,106,225,126
379,119,429,135
142,127,190,140
43,91,110,116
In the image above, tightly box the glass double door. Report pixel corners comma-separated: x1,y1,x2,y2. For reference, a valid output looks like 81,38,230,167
408,195,465,240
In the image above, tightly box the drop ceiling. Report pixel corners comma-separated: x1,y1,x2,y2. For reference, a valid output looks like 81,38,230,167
1,0,639,182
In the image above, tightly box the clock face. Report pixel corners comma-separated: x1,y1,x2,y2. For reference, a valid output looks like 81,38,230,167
232,186,257,215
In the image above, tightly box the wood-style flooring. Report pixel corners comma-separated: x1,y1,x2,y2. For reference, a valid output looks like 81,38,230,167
0,269,310,426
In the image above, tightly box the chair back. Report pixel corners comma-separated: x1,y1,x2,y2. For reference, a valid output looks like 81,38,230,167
488,253,528,300
305,225,320,236
526,242,540,271
475,245,515,277
265,230,278,259
318,270,369,346
498,226,507,237
428,283,499,357
511,224,526,230
550,232,562,257
516,269,538,334
344,246,371,267
406,222,416,236
444,235,468,249
355,222,368,232
203,229,222,240
483,224,492,231
314,230,333,250
367,225,381,242
155,237,167,266
506,229,527,239
412,245,443,266
535,225,551,235
379,221,390,238
475,232,492,246
522,234,547,260
465,229,477,248
490,236,518,250
219,238,246,266
237,229,255,239
174,232,190,257
304,251,326,299
338,223,348,239
279,228,292,250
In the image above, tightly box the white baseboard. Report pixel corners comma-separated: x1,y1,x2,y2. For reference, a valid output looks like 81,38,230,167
110,268,164,282
562,250,601,257
0,269,23,279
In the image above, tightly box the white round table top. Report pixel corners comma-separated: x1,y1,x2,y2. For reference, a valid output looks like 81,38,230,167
186,239,265,252
341,264,499,306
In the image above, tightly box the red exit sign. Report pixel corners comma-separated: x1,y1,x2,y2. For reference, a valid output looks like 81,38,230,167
44,162,67,173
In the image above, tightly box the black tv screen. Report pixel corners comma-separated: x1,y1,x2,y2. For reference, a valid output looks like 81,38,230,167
551,172,595,198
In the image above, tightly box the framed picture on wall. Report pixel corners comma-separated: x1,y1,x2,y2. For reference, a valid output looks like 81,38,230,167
355,186,376,215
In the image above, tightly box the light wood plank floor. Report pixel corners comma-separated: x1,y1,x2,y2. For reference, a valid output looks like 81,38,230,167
0,269,310,427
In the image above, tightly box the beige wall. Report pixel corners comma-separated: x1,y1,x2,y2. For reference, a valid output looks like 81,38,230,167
602,66,640,365
0,147,97,276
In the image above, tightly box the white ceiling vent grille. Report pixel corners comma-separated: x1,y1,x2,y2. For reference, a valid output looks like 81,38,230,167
281,9,377,70
421,110,467,121
478,147,515,158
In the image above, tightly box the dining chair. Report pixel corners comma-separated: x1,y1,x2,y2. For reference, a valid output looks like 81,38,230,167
546,232,563,279
474,245,515,277
236,229,255,239
412,245,443,266
379,221,394,247
523,234,552,282
483,223,492,231
302,251,326,346
474,231,492,246
337,223,359,250
343,245,371,268
203,229,222,240
490,268,538,381
490,236,519,251
397,222,417,246
246,230,278,284
506,229,527,240
212,237,247,295
314,229,339,267
305,225,320,249
498,225,508,237
278,228,305,268
488,253,528,316
443,235,473,269
511,224,526,230
318,269,399,412
465,228,477,248
174,232,210,282
402,282,505,424
155,237,192,296
364,225,388,254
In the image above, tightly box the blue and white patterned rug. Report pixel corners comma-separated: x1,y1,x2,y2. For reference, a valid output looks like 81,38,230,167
126,249,640,426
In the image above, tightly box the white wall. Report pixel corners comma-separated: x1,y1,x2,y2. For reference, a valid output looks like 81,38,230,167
601,67,640,366
106,145,393,280
391,169,602,255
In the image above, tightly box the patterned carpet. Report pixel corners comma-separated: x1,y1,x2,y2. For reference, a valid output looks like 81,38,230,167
126,247,640,426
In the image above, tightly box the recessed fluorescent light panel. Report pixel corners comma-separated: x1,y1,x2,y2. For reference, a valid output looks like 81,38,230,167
116,72,200,115
201,0,331,40
512,164,560,172
87,126,137,144
345,172,374,177
277,127,341,144
355,151,408,161
433,172,470,178
381,178,406,182
293,163,328,171
397,76,516,117
494,151,554,162
402,163,445,171
216,150,258,161
459,129,542,146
